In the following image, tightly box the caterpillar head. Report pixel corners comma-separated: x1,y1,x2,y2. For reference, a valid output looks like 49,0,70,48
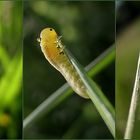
37,27,62,67
37,28,58,44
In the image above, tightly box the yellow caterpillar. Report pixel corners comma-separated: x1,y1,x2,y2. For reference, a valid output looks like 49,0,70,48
38,28,89,99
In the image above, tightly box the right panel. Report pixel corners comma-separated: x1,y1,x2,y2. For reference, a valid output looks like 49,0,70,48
116,1,140,139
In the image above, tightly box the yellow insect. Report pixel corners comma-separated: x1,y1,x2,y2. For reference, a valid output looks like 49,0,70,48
38,28,89,99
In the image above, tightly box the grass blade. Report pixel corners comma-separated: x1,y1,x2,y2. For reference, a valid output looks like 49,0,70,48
124,53,140,139
70,50,115,137
23,46,115,131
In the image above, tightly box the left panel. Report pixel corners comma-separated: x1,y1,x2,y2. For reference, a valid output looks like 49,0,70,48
0,1,22,139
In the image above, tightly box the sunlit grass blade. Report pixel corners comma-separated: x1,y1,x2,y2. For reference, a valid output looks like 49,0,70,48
23,45,115,131
124,53,140,139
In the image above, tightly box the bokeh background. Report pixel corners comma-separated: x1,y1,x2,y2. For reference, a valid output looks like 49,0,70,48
0,1,22,139
23,1,115,139
116,1,140,138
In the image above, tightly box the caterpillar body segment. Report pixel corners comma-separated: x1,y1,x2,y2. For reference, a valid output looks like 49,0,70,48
38,28,89,99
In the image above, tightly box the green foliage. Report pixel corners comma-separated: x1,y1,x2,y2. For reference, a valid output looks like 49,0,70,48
0,1,22,139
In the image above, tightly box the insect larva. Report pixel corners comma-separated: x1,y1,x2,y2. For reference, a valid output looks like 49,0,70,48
38,28,89,99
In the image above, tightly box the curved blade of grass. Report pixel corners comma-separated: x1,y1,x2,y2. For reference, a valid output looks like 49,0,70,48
124,53,140,139
70,51,115,137
23,45,115,131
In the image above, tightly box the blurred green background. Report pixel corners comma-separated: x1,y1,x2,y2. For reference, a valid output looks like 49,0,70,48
0,1,22,139
116,1,140,138
23,1,115,139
